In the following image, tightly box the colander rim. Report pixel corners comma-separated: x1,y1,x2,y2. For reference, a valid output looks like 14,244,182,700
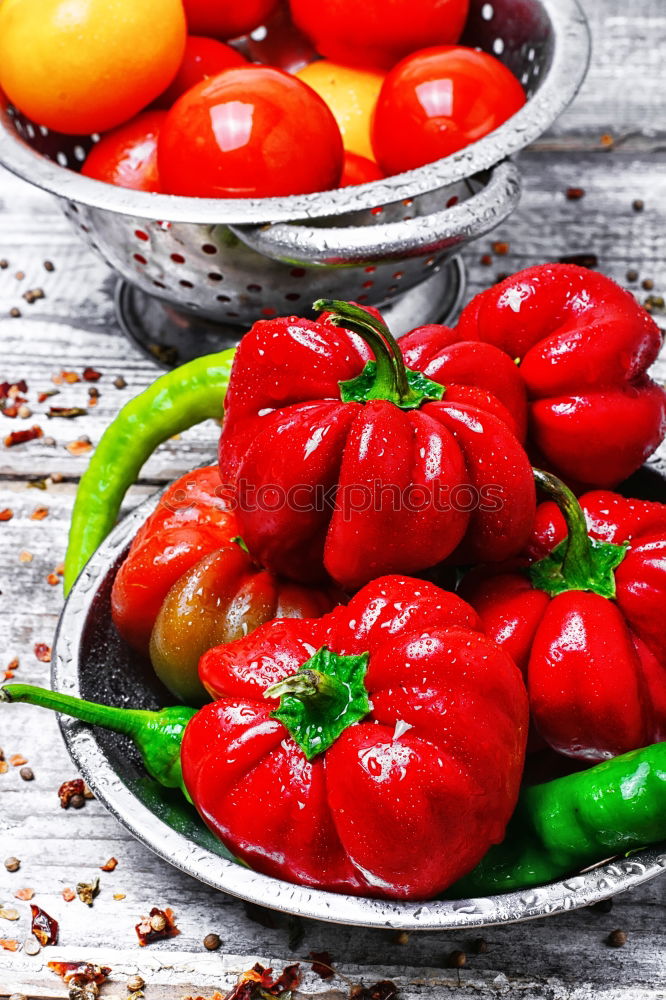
0,0,590,225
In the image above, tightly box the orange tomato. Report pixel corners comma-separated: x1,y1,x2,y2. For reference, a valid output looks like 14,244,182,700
296,61,384,162
0,0,186,135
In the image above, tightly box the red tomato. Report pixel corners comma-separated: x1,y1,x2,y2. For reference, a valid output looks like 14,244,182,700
184,0,277,40
372,47,526,174
340,151,384,187
289,0,470,70
156,35,247,108
158,67,344,197
81,111,166,192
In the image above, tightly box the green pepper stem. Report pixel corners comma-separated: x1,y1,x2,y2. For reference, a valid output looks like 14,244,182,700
1,684,196,793
533,470,596,580
315,298,417,406
264,669,346,706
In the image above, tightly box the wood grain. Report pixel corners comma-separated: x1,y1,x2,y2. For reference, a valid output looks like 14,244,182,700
1,0,666,994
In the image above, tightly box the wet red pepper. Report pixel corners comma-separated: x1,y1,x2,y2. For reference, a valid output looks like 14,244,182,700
191,575,528,899
456,263,666,487
219,300,535,590
465,471,666,761
111,466,336,693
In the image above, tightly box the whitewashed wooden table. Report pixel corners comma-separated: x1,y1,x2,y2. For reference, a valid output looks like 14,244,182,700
1,1,666,996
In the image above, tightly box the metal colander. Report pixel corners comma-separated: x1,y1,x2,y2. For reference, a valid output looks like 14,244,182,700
0,0,590,352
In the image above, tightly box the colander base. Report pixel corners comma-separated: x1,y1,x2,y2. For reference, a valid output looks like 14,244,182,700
114,258,466,369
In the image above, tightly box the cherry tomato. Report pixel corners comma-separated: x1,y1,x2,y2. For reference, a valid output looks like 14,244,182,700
158,67,344,197
184,0,277,40
340,152,384,187
0,0,186,135
372,47,527,175
81,111,166,192
296,61,385,161
289,0,470,70
156,36,247,109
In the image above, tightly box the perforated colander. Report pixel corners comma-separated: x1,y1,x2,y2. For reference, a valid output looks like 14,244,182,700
0,0,590,354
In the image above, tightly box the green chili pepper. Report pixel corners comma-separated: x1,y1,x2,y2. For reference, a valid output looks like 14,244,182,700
0,683,195,797
63,349,236,595
452,743,666,896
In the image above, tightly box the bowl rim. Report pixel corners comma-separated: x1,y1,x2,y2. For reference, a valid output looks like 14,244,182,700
53,486,666,930
0,0,590,225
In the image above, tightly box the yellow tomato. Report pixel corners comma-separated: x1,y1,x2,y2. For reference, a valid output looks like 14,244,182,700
0,0,186,135
296,60,384,161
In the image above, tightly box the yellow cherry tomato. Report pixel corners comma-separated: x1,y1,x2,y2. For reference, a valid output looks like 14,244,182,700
0,0,187,135
296,60,384,161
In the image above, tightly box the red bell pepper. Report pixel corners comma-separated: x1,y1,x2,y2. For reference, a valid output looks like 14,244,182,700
219,300,535,590
464,471,666,761
111,467,336,692
456,263,666,487
191,575,528,898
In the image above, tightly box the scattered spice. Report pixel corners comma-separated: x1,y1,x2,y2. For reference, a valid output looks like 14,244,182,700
14,271,25,281
0,259,7,268
471,937,489,954
44,260,55,272
20,767,34,781
30,506,49,520
642,278,655,291
644,294,665,314
88,387,100,407
607,928,628,948
4,426,43,447
46,572,60,586
4,857,20,872
24,935,41,956
0,908,19,921
113,375,127,389
632,199,645,212
480,253,493,267
100,857,118,872
600,132,614,148
0,939,20,952
10,754,27,767
113,893,126,901
58,777,86,808
15,888,35,901
203,933,221,951
22,288,45,305
28,476,49,487
626,269,639,282
223,964,301,1000
18,550,33,563
50,472,64,483
48,406,88,419
83,367,102,382
34,642,52,662
48,961,111,986
350,982,397,1000
566,187,585,200
0,763,7,774
76,877,100,907
53,371,82,385
30,904,59,946
70,793,85,809
447,950,467,969
135,907,180,946
0,509,13,521
492,241,509,256
62,888,76,902
128,975,145,991
310,952,335,980
66,436,93,455
394,931,410,946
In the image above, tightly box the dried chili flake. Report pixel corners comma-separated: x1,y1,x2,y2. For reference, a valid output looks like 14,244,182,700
47,961,111,985
59,371,81,384
224,963,301,1000
55,562,65,576
1,404,18,418
9,754,27,767
0,938,19,951
310,952,335,980
135,906,180,946
30,506,49,520
0,907,19,921
6,658,19,672
4,425,43,447
48,406,88,419
30,904,59,946
19,549,33,563
83,367,102,382
566,187,586,200
66,436,93,455
100,857,118,872
38,389,60,403
46,572,60,586
351,983,398,1000
0,380,28,399
113,893,126,901
62,887,76,902
492,241,510,256
0,509,13,521
58,777,85,808
0,762,8,774
15,887,35,900
34,642,52,662
76,877,100,907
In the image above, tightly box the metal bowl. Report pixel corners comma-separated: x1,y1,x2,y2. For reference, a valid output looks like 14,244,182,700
0,0,590,349
53,473,666,931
